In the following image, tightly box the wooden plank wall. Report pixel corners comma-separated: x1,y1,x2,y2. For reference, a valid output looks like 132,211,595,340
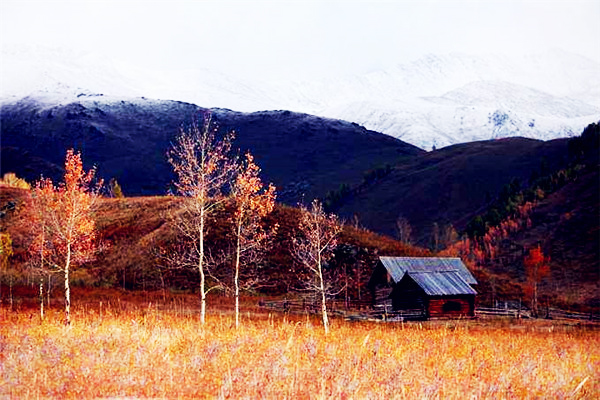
428,297,474,318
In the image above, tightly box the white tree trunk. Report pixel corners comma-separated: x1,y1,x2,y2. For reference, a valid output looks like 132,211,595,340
65,243,71,326
235,223,242,329
47,274,51,307
39,276,44,321
317,253,329,335
199,205,206,324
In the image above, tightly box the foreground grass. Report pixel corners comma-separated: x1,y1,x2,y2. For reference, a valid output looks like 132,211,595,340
1,301,598,399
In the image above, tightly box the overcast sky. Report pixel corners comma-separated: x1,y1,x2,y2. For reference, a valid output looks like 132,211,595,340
1,0,599,81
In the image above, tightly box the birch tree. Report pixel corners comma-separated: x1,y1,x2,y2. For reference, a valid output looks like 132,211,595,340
229,153,277,328
28,178,56,320
524,245,550,317
167,113,236,324
29,150,101,325
293,199,342,335
395,215,412,244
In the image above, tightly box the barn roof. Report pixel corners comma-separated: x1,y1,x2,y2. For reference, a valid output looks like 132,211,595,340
409,271,477,296
379,257,477,296
379,257,477,285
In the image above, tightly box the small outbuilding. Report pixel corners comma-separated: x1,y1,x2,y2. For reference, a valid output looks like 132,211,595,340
368,257,477,319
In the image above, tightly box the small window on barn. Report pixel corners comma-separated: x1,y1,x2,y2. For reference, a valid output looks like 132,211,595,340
442,301,462,312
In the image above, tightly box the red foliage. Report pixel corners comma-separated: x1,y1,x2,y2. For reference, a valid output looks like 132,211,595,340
524,246,550,292
31,150,100,267
27,149,101,324
523,245,550,315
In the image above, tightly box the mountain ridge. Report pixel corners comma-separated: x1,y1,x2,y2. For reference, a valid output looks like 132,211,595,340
0,95,422,203
2,46,599,149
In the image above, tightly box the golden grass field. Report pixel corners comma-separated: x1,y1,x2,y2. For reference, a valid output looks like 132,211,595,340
1,292,598,399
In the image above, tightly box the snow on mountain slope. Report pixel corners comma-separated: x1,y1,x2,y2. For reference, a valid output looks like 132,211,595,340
1,45,599,149
327,79,600,149
0,45,280,111
306,52,600,149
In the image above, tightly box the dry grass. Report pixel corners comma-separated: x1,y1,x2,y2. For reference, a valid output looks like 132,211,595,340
1,296,598,399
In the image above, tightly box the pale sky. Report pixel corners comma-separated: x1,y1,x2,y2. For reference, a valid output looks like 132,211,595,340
1,0,599,81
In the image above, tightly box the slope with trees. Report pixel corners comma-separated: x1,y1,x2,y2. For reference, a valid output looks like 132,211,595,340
333,137,572,245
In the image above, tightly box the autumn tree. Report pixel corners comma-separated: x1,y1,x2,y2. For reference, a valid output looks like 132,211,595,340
29,150,101,325
395,215,412,244
167,113,236,324
0,232,13,303
108,178,124,198
0,172,30,189
523,245,550,317
293,199,342,335
440,224,458,251
431,222,440,252
28,178,56,320
229,153,277,328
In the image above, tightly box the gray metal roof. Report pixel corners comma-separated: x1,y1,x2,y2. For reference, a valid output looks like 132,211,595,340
379,257,477,285
409,271,477,296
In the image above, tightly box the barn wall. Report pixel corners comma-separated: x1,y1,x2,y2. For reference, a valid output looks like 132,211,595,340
372,287,393,309
368,262,394,308
391,275,426,311
428,296,475,318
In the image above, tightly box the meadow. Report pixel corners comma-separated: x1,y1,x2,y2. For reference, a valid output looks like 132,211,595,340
1,291,598,399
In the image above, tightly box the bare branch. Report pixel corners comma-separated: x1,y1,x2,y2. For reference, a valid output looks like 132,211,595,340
291,199,341,335
166,112,236,324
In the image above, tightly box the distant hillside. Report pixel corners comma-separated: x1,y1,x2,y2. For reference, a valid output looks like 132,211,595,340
0,96,422,203
497,166,600,308
479,126,600,309
2,96,597,280
333,137,572,246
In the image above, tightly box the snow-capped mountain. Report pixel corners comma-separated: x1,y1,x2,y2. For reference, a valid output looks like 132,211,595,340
1,45,599,149
298,51,600,148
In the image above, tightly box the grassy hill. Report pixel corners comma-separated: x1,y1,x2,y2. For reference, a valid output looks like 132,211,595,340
0,187,427,298
2,175,597,310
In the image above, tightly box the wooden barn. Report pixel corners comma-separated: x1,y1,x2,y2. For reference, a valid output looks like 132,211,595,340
368,257,477,319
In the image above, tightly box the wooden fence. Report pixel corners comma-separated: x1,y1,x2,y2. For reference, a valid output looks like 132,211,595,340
261,299,425,321
260,298,600,322
475,307,531,319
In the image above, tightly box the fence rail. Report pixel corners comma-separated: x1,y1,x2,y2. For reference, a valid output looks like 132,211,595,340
475,307,531,319
546,307,600,321
260,299,600,322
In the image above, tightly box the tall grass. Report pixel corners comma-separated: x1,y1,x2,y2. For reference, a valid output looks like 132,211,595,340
1,300,598,399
